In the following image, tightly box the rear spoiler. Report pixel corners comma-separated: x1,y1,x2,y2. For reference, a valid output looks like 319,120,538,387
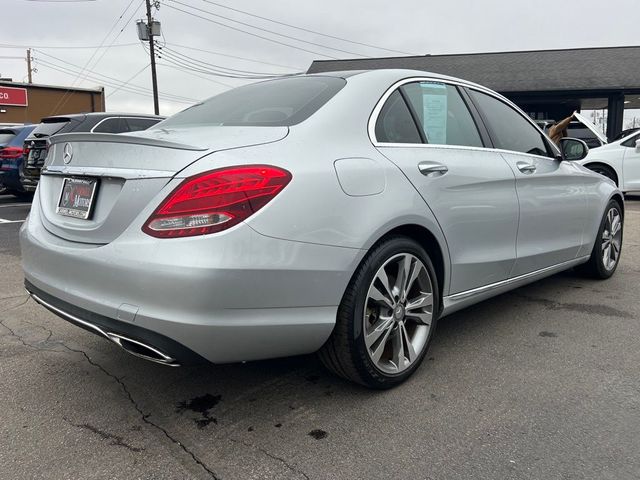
49,132,207,151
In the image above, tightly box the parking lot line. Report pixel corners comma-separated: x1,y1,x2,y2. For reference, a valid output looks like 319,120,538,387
0,218,25,224
0,204,31,209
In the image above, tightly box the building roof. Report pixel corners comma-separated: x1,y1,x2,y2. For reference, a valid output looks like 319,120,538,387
307,46,640,93
0,80,103,94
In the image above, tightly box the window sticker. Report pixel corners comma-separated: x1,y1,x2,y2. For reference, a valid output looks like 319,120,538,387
420,83,448,144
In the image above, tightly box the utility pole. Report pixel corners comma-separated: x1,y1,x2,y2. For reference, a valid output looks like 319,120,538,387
145,0,159,115
26,49,33,83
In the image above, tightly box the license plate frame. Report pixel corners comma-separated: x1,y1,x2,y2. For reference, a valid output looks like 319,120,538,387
56,177,99,220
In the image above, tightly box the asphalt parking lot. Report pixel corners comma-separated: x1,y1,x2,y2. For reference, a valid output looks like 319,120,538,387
1,195,639,480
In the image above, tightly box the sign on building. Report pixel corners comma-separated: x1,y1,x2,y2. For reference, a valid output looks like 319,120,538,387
0,86,28,107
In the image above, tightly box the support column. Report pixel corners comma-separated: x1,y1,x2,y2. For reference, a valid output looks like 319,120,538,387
606,92,625,141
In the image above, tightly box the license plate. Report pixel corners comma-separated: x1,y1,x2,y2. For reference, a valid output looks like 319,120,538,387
56,177,98,220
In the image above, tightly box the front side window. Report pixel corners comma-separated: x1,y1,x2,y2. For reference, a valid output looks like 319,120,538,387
402,82,483,147
126,117,161,132
374,90,422,144
469,89,552,158
621,132,640,148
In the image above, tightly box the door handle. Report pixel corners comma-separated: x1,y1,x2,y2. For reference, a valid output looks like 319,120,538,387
516,161,537,174
418,161,448,176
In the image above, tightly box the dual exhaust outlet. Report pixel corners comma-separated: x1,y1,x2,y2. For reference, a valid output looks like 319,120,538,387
28,291,180,367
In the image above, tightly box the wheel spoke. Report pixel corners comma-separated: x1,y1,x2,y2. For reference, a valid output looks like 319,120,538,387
368,285,394,309
406,292,433,311
376,267,396,304
369,325,394,364
399,323,417,363
365,316,394,349
391,328,406,370
611,239,621,255
404,261,423,301
611,215,621,236
603,245,612,268
394,255,412,300
405,311,432,325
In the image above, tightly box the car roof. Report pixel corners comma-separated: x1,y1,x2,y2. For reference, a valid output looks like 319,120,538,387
40,112,164,122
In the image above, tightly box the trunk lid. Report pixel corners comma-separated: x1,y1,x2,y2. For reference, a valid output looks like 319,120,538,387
37,126,288,244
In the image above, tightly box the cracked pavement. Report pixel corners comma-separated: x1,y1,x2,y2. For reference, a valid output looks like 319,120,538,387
1,195,640,479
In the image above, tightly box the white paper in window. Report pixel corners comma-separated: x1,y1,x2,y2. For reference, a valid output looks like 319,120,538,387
420,83,448,144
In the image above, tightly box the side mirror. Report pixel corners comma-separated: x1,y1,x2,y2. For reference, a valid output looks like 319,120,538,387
559,137,589,161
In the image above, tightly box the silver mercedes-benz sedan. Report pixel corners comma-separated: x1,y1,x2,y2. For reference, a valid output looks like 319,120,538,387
21,69,623,388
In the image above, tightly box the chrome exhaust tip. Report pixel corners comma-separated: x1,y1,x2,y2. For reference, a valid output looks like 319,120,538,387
28,290,180,367
106,333,180,367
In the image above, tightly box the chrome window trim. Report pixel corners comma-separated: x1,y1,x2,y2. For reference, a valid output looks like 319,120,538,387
368,76,561,158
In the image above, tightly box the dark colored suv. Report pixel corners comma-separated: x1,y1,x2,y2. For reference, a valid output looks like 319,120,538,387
0,124,37,197
22,112,163,191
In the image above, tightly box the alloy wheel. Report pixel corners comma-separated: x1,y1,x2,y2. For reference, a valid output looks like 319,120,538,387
601,206,622,271
363,253,434,374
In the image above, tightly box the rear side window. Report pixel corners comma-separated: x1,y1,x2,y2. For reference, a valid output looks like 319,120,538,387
159,76,346,128
402,82,483,147
469,90,552,157
125,117,161,132
92,117,125,133
375,90,422,143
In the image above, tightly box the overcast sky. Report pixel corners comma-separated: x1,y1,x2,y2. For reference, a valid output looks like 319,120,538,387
2,0,639,117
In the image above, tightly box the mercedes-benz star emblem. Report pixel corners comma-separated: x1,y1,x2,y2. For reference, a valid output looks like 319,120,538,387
62,143,73,164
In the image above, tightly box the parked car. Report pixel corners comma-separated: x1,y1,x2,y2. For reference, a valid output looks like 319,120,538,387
21,70,623,388
577,129,640,192
612,127,640,142
21,112,164,192
535,113,607,149
0,124,36,197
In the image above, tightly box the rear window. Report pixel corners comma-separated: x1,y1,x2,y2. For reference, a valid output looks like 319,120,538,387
29,119,74,138
159,76,346,128
0,130,16,144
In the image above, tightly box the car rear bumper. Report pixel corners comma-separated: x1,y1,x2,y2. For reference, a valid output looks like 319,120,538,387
20,201,364,364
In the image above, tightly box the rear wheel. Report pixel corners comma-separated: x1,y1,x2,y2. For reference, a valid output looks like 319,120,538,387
319,236,439,389
586,164,618,186
577,200,623,279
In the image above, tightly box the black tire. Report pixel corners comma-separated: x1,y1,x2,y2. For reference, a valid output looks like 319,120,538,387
586,164,618,186
576,199,623,279
319,236,440,389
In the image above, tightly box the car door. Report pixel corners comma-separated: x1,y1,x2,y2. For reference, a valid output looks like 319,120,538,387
373,80,519,295
622,133,640,191
466,88,589,276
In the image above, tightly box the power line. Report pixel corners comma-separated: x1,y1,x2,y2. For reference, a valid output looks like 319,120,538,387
164,42,302,70
157,62,237,89
196,0,414,56
57,0,144,111
49,0,143,114
37,59,195,104
158,47,300,79
34,50,197,102
106,63,150,98
0,42,139,49
159,44,305,76
168,0,367,58
164,3,339,59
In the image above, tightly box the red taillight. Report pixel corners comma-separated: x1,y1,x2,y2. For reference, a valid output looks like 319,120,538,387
0,147,24,159
142,165,292,238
